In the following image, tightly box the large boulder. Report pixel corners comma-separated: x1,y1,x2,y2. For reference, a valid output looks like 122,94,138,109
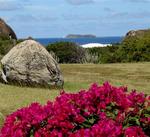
0,40,64,88
0,18,17,40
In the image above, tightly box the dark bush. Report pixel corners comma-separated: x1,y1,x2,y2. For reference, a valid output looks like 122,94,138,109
46,42,86,63
0,37,15,56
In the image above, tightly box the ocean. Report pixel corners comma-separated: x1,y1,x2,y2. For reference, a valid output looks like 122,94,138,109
36,37,123,46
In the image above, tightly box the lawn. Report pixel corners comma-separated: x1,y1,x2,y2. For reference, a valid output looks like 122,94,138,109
0,62,150,127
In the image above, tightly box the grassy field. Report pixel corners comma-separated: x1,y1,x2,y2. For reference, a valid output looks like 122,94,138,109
0,62,150,127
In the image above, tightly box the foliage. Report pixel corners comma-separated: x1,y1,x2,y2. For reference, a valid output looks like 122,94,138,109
0,34,10,41
49,51,60,63
82,51,100,64
87,35,150,63
0,82,149,137
0,35,15,56
87,45,119,63
0,54,2,60
115,36,150,62
46,42,86,63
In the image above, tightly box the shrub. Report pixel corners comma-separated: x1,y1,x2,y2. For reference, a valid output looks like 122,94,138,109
87,38,150,63
46,42,86,63
82,51,99,64
87,45,119,63
0,82,150,137
115,36,150,62
0,34,10,41
0,40,15,55
0,35,16,55
49,51,60,63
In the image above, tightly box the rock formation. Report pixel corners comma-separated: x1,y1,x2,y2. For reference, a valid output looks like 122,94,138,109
122,29,150,43
0,18,17,39
0,40,64,88
124,29,150,39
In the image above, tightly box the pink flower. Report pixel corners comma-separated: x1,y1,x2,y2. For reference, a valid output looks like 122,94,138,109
0,82,149,137
124,126,146,137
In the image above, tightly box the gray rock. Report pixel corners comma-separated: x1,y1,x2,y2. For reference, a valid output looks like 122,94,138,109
0,18,17,40
126,30,136,37
0,40,64,88
125,29,150,38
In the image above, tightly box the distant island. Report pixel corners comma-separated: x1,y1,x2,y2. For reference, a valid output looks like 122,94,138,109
66,34,96,38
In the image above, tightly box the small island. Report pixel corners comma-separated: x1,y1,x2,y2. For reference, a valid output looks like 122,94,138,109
66,34,96,38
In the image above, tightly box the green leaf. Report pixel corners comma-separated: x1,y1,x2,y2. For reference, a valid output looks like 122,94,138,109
89,118,95,124
30,129,34,137
144,114,150,118
128,116,140,126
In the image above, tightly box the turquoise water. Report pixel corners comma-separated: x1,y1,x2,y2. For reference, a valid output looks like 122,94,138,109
36,37,123,46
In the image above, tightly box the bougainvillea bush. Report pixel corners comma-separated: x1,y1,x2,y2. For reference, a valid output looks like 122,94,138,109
0,82,150,137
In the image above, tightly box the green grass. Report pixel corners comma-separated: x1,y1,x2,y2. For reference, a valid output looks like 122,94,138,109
0,62,150,127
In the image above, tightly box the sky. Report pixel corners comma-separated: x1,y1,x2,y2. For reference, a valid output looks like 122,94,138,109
0,0,150,38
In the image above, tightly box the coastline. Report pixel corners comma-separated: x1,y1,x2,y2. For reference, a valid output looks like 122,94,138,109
36,36,123,46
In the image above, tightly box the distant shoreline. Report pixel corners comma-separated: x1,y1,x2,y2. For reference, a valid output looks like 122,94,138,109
66,34,96,38
35,36,123,46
